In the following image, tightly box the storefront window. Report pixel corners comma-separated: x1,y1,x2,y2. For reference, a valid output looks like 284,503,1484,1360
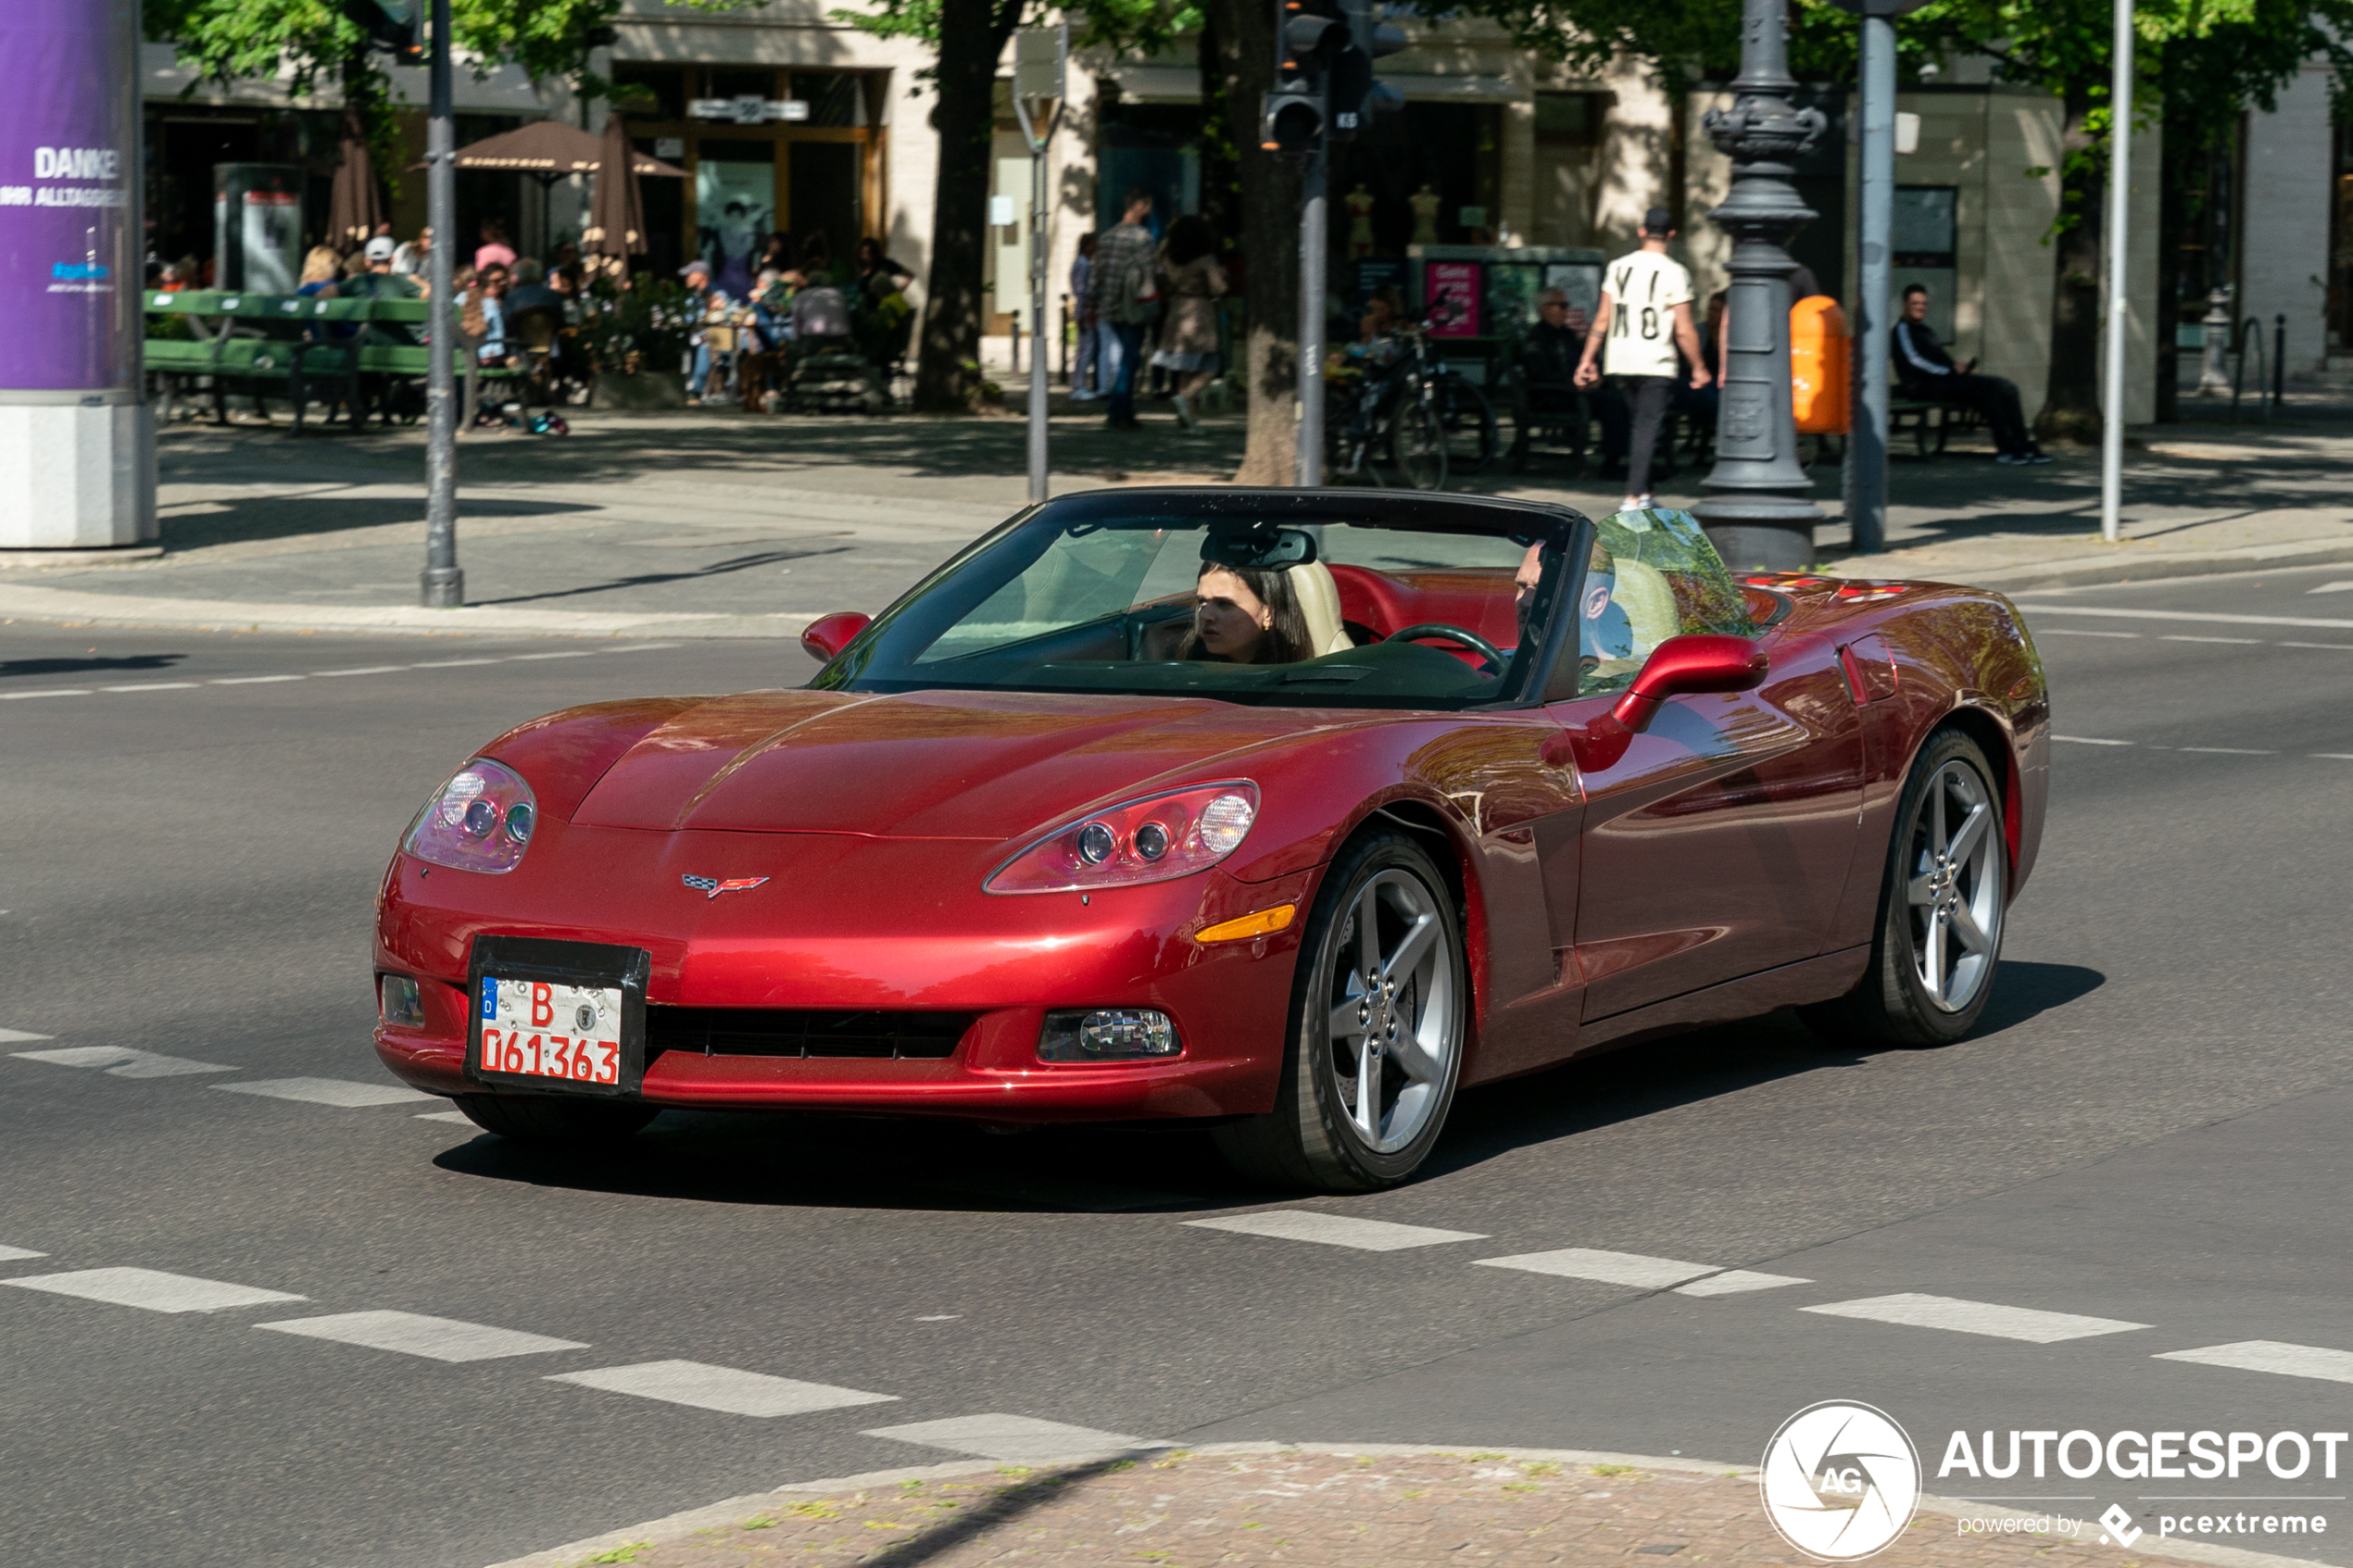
612,63,685,121
792,74,867,128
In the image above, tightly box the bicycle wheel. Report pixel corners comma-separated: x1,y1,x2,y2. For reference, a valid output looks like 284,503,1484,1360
1434,372,1498,477
1390,401,1449,491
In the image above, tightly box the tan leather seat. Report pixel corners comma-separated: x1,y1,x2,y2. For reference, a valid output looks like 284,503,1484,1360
1290,561,1354,657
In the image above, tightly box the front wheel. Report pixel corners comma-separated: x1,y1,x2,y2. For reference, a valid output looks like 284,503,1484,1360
1805,726,2007,1047
1214,830,1466,1190
1389,401,1449,491
450,1093,658,1144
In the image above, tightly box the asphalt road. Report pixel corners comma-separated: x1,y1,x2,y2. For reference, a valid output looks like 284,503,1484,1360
2,562,2349,1567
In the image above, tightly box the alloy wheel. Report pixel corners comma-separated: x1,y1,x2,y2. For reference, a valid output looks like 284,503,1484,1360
1905,758,2004,1011
1323,869,1459,1153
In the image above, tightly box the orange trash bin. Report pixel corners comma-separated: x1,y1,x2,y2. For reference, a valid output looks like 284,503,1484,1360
1790,294,1850,434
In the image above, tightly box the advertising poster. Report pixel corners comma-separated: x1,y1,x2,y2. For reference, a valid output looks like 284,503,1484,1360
0,0,140,392
1424,260,1479,337
240,190,301,295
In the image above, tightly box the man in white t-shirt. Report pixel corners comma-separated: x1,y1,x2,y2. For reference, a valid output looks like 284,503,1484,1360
1575,206,1710,512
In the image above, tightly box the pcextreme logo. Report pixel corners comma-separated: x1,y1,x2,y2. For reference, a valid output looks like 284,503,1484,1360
1761,1401,1923,1561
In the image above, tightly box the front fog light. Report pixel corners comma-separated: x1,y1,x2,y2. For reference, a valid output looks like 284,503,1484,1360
1038,1008,1180,1062
378,973,425,1027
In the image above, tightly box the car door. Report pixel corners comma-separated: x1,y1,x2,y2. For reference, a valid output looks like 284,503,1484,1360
1548,513,1863,1022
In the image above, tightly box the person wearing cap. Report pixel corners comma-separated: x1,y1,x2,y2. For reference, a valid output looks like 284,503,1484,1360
1575,206,1710,514
341,232,424,345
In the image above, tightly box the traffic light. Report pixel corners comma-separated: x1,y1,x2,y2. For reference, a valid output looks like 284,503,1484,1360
1262,0,1346,155
343,0,422,65
1327,0,1407,141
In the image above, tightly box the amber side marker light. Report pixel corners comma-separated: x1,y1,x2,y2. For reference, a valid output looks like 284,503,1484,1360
1196,904,1297,944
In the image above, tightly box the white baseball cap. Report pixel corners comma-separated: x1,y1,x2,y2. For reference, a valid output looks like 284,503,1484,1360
364,235,396,261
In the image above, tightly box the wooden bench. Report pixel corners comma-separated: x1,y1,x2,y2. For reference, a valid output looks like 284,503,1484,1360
145,290,522,433
1889,396,1985,458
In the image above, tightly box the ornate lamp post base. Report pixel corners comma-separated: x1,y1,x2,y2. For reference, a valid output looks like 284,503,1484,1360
1693,0,1825,574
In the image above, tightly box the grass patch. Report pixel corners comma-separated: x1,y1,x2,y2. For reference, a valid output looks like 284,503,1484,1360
581,1545,653,1565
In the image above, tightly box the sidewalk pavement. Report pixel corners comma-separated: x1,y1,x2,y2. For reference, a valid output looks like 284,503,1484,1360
0,391,2346,641
487,1443,2285,1568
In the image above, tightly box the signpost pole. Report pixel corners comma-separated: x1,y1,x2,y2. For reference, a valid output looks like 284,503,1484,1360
421,0,462,607
1297,146,1327,486
1013,24,1067,507
2098,0,2133,544
1848,1,1895,556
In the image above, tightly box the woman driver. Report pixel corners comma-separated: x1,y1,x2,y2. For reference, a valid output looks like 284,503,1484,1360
1177,560,1315,664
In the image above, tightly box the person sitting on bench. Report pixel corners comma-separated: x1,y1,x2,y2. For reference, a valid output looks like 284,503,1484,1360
1891,283,2049,465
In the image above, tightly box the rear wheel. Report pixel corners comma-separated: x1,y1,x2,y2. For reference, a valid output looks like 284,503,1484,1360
450,1093,657,1144
1389,401,1449,491
1804,726,2007,1047
1214,831,1466,1191
1435,372,1498,476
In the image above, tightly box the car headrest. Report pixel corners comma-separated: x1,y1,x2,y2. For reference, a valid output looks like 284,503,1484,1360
1290,560,1354,658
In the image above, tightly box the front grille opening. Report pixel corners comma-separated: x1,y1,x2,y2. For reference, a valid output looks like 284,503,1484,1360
647,1006,975,1061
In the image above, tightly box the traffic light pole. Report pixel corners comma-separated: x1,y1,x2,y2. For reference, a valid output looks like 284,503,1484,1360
421,0,461,608
1848,3,1894,555
1297,146,1327,486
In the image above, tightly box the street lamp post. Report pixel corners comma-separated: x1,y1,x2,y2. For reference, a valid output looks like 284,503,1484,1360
421,0,462,608
1693,0,1826,572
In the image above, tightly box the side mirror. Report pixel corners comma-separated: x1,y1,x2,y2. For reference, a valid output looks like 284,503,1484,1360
800,610,872,663
1611,633,1769,733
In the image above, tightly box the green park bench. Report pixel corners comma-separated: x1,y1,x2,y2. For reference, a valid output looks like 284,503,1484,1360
144,290,523,433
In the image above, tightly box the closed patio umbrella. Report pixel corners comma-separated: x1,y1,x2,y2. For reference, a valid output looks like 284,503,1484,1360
582,113,660,266
327,111,386,255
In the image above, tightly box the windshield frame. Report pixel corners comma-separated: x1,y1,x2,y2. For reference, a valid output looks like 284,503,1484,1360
808,487,1593,712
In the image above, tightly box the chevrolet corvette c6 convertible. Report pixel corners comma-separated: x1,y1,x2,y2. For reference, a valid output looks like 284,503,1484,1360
372,490,2047,1190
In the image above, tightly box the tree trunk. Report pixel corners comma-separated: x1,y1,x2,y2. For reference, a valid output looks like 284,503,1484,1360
1203,0,1302,483
2039,84,2106,443
913,0,1016,413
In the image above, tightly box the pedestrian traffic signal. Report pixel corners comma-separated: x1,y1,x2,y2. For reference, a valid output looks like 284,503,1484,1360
1262,79,1327,154
342,0,422,64
1264,0,1347,154
1327,0,1407,141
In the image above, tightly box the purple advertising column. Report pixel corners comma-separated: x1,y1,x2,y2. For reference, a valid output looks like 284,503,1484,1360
0,0,155,550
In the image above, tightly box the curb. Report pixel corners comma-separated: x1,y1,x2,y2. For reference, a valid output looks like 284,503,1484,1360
0,545,165,570
0,583,817,640
477,1440,2340,1568
1826,535,2353,594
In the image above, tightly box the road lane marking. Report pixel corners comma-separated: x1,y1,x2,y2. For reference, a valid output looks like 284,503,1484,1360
3,1266,303,1314
312,665,410,677
865,1413,1157,1461
2054,735,2133,746
510,650,597,660
15,1045,235,1077
2161,635,2262,645
2314,754,2353,761
2281,642,2353,650
409,658,501,669
1184,1211,1489,1251
1675,1269,1815,1296
2156,1340,2353,1384
1802,1292,2150,1343
1475,1248,1716,1288
0,688,91,699
2177,746,2275,755
0,1245,47,1261
209,674,306,685
2306,581,2353,595
2015,603,2353,631
258,1310,586,1362
547,1360,897,1417
100,682,199,692
2037,628,2140,638
0,1027,54,1042
213,1077,434,1108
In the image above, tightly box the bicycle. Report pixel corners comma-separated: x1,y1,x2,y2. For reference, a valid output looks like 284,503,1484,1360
1327,321,1484,492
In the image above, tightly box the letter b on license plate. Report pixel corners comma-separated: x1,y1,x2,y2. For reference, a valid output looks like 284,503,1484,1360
465,936,650,1098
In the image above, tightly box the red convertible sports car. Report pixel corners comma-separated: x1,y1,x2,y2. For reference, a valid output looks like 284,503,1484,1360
373,490,2046,1190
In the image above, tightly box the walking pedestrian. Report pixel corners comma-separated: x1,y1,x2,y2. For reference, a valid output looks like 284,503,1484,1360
1891,283,2049,463
1069,232,1100,399
1088,188,1159,431
1574,207,1711,512
1151,217,1227,431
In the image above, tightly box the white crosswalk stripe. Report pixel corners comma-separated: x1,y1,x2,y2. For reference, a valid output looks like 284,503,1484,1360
1802,1292,2150,1343
547,1360,898,1417
0,1027,54,1042
865,1413,1158,1461
3,1266,304,1314
1673,1269,1813,1297
258,1310,586,1362
2155,1340,2353,1384
0,1245,47,1262
213,1077,434,1108
1184,1211,1487,1251
17,1045,235,1078
1474,1248,1808,1295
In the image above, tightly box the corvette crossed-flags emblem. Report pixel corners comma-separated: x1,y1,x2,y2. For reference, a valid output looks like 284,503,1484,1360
682,874,770,898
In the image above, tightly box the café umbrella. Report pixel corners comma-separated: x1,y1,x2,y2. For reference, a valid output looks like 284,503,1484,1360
327,111,387,255
416,119,683,259
583,113,660,264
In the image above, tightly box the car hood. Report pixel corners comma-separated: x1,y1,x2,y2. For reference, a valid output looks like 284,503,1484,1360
562,688,1346,841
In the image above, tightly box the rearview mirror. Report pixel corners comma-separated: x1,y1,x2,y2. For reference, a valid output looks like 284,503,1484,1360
800,611,872,663
1612,633,1769,733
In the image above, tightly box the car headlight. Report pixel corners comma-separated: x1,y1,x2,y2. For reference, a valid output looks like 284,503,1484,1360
403,759,538,874
985,782,1259,895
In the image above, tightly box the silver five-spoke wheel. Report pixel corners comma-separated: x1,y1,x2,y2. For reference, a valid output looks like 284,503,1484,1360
1905,757,2004,1012
1327,869,1457,1154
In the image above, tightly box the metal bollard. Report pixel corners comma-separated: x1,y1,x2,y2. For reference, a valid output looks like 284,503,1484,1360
1011,312,1022,377
2274,313,2286,409
2197,288,2232,395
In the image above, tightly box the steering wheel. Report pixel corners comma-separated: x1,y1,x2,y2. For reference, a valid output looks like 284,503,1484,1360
1384,622,1507,675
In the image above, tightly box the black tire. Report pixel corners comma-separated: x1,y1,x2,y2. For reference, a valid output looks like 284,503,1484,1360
1435,372,1498,476
450,1093,658,1144
1804,725,2007,1047
1214,830,1467,1191
1389,401,1449,491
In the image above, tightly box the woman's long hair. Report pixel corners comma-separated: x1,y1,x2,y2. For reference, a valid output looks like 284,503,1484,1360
1177,561,1315,664
1164,214,1214,269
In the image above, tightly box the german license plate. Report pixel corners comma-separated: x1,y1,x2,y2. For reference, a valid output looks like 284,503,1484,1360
478,977,623,1087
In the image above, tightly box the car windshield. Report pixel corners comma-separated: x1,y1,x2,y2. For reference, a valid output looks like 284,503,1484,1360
814,491,1581,709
